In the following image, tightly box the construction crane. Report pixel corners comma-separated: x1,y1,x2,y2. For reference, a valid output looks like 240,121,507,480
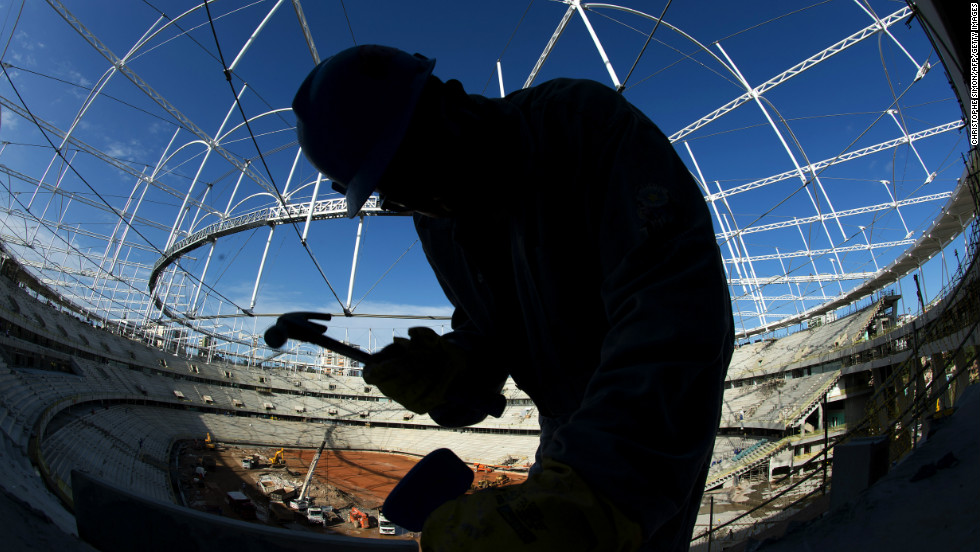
297,437,327,507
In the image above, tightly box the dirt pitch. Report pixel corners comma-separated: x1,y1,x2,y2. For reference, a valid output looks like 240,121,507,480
285,448,423,509
179,442,525,542
285,448,527,509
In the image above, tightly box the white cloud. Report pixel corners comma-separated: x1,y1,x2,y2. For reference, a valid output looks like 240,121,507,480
1,107,20,132
104,138,146,161
66,68,88,88
350,300,453,319
9,50,36,67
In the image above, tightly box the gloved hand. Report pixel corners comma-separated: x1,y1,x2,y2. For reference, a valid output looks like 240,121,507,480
363,326,468,415
420,459,643,551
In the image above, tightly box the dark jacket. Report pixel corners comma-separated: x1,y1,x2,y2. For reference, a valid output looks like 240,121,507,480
414,79,734,550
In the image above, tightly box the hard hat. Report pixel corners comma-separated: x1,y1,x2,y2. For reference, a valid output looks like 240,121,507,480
292,45,436,218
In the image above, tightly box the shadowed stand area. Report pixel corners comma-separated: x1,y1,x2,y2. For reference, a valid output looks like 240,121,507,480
746,383,979,552
71,470,418,552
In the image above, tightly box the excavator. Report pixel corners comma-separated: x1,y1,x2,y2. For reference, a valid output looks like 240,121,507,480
348,506,370,529
204,432,216,450
269,448,285,468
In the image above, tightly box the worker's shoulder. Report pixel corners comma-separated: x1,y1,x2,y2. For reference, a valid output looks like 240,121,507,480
506,78,618,105
503,78,635,128
529,77,613,95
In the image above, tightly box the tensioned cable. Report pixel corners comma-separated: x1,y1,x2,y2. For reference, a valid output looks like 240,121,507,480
617,0,672,93
481,0,536,96
141,0,293,128
201,1,350,315
0,165,171,319
761,94,830,274
717,81,920,252
834,40,945,270
713,0,834,44
719,81,926,313
0,0,24,61
607,0,832,94
206,228,260,290
0,64,251,318
338,0,356,46
585,9,739,93
3,63,178,129
352,238,419,311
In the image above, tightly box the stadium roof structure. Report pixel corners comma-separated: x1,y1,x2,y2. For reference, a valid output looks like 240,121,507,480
0,1,973,358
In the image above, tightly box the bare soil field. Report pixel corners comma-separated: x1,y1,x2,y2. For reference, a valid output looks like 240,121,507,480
176,441,526,543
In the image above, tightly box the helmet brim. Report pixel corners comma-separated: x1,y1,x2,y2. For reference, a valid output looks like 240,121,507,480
344,55,434,218
292,47,436,219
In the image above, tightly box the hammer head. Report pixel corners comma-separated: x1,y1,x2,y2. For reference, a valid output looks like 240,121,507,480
383,448,473,531
263,312,332,348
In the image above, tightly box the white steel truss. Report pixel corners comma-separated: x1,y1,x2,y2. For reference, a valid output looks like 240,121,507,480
0,1,970,359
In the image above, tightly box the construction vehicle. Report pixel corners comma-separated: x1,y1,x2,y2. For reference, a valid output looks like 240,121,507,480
471,473,512,491
241,455,258,469
349,506,370,529
295,437,327,509
268,486,297,504
225,491,256,520
307,505,341,526
474,463,494,473
378,511,396,536
204,432,216,450
306,506,325,525
269,448,285,468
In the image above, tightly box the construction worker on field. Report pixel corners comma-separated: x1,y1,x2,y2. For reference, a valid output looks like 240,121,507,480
292,45,734,551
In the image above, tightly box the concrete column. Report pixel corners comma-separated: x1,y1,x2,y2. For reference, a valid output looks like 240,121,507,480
870,366,891,433
906,355,927,449
930,352,948,411
951,348,972,406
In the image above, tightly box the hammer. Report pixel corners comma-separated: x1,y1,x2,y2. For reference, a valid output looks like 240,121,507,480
264,312,372,364
264,312,507,420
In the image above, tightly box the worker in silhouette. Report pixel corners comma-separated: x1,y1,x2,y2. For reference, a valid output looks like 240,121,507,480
293,45,733,551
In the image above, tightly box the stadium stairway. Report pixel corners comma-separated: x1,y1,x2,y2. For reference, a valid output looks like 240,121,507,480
752,383,979,552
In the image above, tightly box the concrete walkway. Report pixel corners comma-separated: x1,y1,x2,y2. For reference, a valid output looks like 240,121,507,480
754,383,979,552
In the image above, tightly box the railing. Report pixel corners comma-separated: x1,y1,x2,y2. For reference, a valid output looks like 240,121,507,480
730,438,769,464
692,147,980,549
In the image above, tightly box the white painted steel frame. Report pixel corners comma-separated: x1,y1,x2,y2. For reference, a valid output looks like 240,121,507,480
0,0,971,362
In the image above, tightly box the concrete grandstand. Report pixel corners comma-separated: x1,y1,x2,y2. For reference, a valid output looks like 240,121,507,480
2,211,977,547
0,1,978,551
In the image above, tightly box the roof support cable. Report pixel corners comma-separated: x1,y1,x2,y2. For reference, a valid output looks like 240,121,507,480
201,1,349,315
0,63,249,316
481,0,535,96
616,0,672,93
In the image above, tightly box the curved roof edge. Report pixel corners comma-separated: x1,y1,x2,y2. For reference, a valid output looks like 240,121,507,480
737,160,977,340
148,196,400,294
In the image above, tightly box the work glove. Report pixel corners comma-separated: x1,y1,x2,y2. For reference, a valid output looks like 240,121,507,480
363,326,469,415
420,459,643,551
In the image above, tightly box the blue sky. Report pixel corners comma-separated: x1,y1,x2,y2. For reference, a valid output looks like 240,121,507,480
0,1,971,357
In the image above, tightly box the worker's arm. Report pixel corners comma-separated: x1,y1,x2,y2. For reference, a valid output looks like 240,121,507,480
538,92,734,546
363,215,511,428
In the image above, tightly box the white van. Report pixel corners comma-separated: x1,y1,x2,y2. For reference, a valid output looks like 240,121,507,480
378,512,396,535
306,506,324,525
